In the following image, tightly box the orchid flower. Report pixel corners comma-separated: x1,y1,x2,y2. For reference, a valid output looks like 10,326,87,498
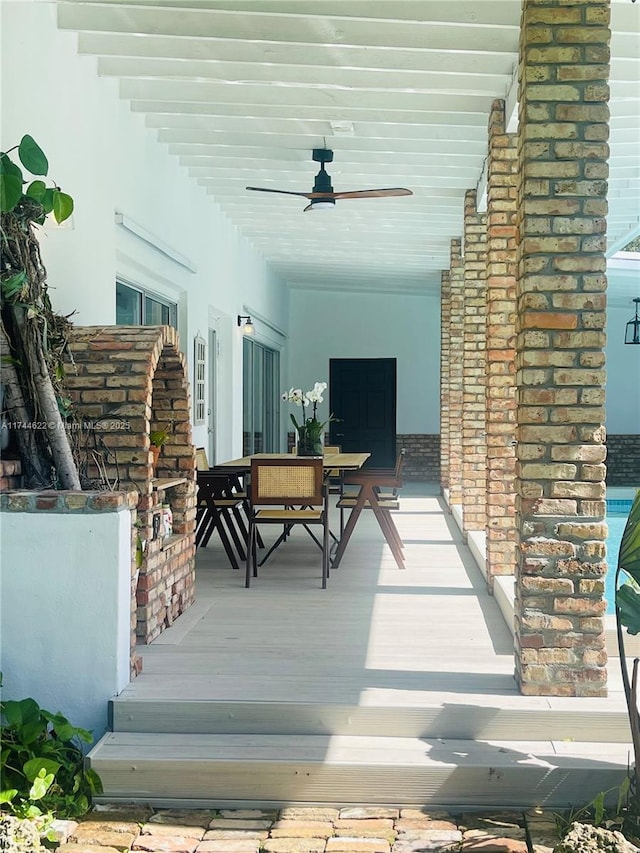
281,381,337,443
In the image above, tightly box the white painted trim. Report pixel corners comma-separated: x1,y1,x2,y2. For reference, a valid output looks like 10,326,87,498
451,502,464,532
242,305,288,340
467,530,487,581
115,211,197,272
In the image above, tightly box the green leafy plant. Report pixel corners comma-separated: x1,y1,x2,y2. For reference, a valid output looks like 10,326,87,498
615,490,640,806
0,691,102,820
150,427,170,448
553,779,633,838
0,134,73,224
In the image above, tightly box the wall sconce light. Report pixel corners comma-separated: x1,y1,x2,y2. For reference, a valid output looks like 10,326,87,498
237,315,254,335
625,298,640,345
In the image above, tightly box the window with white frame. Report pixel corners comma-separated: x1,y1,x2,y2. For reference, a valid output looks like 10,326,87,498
116,280,178,328
193,335,206,426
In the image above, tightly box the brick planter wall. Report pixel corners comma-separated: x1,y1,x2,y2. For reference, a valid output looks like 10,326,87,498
65,325,197,654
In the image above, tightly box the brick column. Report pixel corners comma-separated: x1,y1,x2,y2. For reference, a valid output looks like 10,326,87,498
462,190,488,531
486,100,519,584
448,239,465,506
515,0,610,696
66,325,198,654
440,269,451,491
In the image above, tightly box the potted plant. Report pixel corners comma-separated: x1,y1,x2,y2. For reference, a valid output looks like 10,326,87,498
282,381,336,456
149,425,170,468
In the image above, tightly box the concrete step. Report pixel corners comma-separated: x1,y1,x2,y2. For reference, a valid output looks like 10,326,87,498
109,697,632,742
88,730,631,810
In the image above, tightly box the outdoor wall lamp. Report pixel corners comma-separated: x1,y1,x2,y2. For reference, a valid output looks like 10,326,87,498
625,298,640,345
237,315,254,335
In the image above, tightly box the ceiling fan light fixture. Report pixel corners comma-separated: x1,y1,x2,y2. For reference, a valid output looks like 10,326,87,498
306,199,335,212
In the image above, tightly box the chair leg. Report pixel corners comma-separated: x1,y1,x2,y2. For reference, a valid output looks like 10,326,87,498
245,519,255,587
226,505,247,561
332,495,365,569
322,513,329,589
207,506,241,569
369,499,405,570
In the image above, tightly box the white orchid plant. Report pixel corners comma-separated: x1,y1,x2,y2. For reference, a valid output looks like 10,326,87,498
281,381,336,444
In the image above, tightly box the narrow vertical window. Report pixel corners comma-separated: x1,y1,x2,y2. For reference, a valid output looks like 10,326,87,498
194,335,206,426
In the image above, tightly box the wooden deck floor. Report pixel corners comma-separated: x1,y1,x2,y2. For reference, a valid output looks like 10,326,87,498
127,484,626,714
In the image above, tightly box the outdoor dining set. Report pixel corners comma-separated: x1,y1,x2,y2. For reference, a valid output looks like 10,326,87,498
195,448,405,588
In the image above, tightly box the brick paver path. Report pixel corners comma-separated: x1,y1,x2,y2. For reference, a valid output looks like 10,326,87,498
51,804,559,853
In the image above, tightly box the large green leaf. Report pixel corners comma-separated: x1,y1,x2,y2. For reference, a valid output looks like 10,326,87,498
23,757,60,783
617,582,640,634
2,697,41,728
619,491,640,581
41,187,55,215
0,172,22,212
25,180,46,201
52,190,73,224
18,135,48,176
0,153,22,180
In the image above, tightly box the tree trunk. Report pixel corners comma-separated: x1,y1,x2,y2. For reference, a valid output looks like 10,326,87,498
36,343,81,489
0,317,52,488
9,305,81,490
1,207,81,490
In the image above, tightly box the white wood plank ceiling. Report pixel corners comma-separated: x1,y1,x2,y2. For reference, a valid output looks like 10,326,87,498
57,0,639,296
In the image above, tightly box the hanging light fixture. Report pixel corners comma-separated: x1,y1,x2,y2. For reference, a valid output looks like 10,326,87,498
625,298,640,345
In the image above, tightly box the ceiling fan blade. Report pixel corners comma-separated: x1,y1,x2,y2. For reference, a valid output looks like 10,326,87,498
246,186,313,199
332,188,413,199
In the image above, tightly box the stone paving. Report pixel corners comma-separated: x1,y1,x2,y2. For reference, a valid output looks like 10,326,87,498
50,804,561,853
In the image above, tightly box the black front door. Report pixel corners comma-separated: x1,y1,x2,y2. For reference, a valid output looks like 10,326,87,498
329,358,396,468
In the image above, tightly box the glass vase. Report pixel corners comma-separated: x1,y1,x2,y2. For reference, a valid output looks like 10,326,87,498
297,434,323,456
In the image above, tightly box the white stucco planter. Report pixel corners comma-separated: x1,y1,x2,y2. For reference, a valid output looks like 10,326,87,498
0,491,135,740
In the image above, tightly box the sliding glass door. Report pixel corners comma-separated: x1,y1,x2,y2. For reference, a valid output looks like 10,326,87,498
243,337,280,455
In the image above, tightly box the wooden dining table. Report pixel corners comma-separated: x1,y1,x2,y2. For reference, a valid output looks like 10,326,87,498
215,452,403,569
216,451,371,475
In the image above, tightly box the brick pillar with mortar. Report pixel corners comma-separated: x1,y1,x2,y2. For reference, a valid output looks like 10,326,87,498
486,99,519,586
448,239,465,507
66,325,198,655
462,190,488,532
440,269,451,492
514,0,610,696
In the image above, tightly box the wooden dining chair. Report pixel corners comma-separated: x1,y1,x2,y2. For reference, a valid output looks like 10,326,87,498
196,448,263,550
246,457,330,589
334,449,406,569
195,471,249,569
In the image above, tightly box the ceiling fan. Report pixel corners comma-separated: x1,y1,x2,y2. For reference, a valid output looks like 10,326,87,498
246,148,413,212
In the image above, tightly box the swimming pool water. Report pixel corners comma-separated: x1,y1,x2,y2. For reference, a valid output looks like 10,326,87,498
605,502,632,615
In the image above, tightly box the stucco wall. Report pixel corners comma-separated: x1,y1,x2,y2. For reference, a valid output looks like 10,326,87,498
0,507,132,740
287,288,440,439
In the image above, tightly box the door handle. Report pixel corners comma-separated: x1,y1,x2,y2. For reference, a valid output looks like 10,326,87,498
335,432,344,437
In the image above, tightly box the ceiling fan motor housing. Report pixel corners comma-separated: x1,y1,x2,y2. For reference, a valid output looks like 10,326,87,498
311,148,334,194
312,148,334,164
